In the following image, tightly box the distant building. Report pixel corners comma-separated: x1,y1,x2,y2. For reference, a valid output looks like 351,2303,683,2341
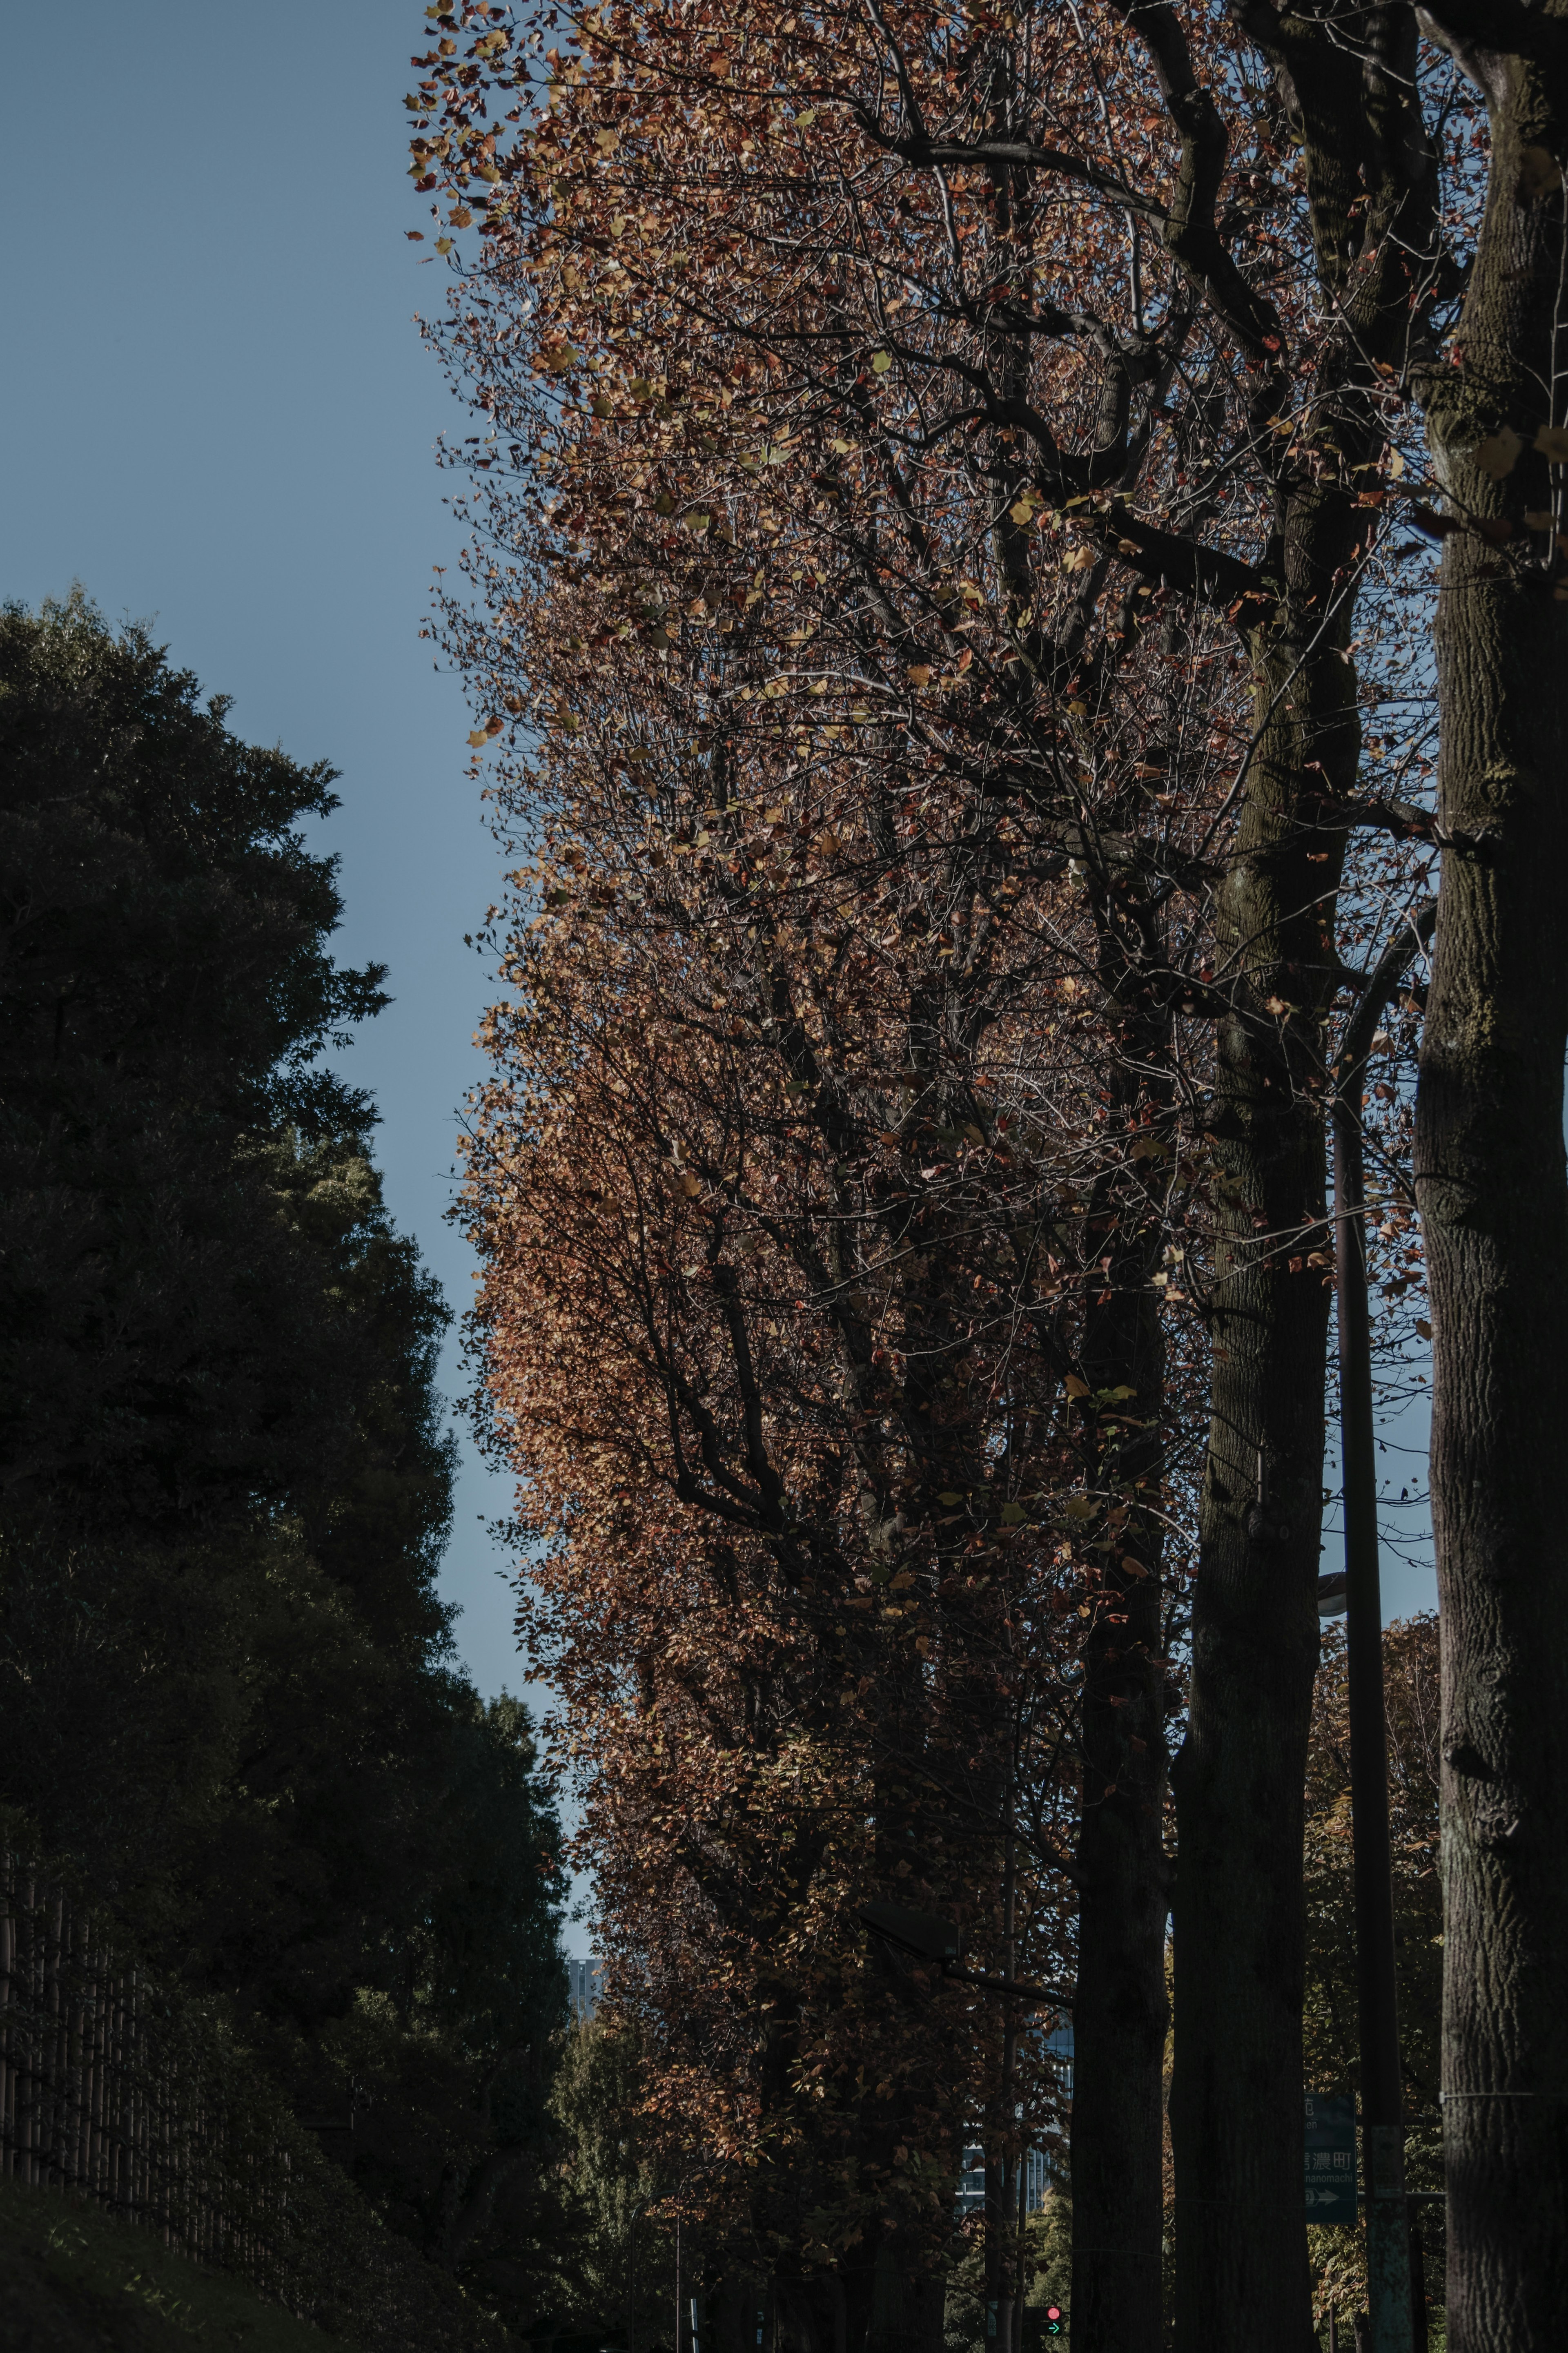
956,2016,1073,2218
567,1956,603,2021
956,2143,1056,2218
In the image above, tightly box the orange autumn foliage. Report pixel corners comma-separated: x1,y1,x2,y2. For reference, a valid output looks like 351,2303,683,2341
414,0,1449,2338
425,0,1251,2322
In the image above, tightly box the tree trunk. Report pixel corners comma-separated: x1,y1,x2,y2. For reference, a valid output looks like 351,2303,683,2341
1170,582,1357,2353
1169,16,1437,2341
1417,26,1568,2348
1071,1041,1171,2353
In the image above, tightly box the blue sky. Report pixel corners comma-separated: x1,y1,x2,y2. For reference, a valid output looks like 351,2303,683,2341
2,1,528,1697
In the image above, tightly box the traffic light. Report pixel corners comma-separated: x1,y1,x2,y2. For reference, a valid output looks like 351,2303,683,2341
1044,2305,1066,2338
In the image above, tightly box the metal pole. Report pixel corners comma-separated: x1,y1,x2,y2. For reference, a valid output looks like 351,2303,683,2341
1331,906,1434,2353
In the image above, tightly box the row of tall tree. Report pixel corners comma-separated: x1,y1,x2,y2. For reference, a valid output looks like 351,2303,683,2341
412,3,1567,2349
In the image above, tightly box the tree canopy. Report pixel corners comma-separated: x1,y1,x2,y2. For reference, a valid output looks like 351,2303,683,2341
0,593,568,2343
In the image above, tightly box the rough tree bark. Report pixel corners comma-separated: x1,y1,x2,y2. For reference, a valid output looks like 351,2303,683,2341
1416,11,1568,2346
1171,587,1348,2353
1170,18,1437,2346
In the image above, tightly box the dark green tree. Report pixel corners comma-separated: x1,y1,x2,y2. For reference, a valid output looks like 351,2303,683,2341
0,592,569,2329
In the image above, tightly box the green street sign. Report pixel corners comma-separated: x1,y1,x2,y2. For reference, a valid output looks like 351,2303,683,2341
1304,2093,1358,2224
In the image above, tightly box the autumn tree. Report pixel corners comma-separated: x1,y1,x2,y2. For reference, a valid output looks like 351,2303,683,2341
426,15,1221,2346
459,591,1137,2343
1303,1614,1443,2337
413,4,1473,2347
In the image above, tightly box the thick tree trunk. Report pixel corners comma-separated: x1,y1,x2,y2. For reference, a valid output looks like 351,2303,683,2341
1417,29,1568,2348
1171,587,1358,2353
1168,18,1437,2342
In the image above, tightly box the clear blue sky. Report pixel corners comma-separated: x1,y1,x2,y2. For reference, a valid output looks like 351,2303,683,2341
2,0,528,1697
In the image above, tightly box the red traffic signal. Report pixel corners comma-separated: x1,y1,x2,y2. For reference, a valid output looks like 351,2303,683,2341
1044,2308,1065,2338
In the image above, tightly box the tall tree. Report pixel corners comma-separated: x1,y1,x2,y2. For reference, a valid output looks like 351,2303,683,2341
461,638,1098,2345
0,587,387,1538
414,5,1457,2344
0,592,569,2336
1410,11,1568,2346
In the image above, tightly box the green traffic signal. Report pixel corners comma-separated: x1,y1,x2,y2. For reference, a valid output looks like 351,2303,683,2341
1044,2307,1066,2338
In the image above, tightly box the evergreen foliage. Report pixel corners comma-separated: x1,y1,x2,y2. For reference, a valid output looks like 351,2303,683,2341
0,594,567,2343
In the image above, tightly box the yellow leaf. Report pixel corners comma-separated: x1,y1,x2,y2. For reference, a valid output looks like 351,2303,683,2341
1009,500,1036,525
907,665,933,687
1388,448,1405,478
1060,544,1096,573
1525,508,1555,529
467,729,489,748
871,351,893,375
1064,1373,1090,1399
1062,1496,1097,1520
999,1501,1026,1525
937,1491,963,1507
